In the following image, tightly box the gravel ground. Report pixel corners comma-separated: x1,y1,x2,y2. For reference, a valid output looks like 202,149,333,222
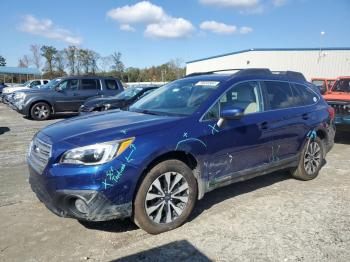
0,102,349,262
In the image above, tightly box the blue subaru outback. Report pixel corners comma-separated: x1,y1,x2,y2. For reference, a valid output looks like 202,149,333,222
28,69,335,234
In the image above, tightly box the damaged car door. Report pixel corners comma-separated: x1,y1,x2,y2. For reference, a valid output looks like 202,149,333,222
201,81,273,185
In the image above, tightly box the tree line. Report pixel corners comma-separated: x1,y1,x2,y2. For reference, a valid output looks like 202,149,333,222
5,44,185,82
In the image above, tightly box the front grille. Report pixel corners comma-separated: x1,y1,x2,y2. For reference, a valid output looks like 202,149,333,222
28,137,52,174
329,103,350,116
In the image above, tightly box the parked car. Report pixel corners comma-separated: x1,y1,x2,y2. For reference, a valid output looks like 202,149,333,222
0,82,8,94
11,76,123,120
321,76,350,125
311,78,336,94
1,79,49,96
28,69,335,234
79,85,160,114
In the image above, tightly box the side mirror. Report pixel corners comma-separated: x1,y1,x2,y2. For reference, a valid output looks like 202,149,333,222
55,86,62,92
217,107,244,127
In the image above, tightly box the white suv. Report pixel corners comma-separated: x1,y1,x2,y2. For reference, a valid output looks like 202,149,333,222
2,79,49,95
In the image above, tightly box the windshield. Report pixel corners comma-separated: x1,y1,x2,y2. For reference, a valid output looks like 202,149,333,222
39,79,60,89
129,78,221,116
332,79,350,93
20,81,31,87
115,87,145,100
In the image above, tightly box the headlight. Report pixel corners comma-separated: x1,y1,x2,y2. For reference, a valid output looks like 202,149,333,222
60,138,134,165
14,92,26,100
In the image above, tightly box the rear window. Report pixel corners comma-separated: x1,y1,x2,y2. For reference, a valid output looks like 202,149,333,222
81,79,99,90
263,81,294,110
291,83,319,105
105,79,119,90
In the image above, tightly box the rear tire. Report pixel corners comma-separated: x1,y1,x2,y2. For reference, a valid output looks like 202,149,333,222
30,102,51,121
291,137,324,181
133,160,197,234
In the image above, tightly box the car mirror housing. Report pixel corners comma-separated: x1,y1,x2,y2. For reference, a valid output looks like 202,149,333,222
217,107,244,127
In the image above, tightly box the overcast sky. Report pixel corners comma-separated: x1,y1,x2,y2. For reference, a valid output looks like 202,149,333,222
1,0,350,68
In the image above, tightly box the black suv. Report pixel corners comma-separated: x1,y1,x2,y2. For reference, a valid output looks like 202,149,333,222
10,76,123,120
79,85,160,114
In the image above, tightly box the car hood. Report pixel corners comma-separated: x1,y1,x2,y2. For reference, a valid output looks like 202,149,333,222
84,97,125,108
19,88,54,95
324,92,350,101
2,86,29,94
40,110,181,146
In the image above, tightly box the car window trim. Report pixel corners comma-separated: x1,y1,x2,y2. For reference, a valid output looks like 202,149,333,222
199,79,320,122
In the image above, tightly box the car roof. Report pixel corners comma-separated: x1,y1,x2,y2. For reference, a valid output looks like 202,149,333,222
60,76,119,80
184,69,307,84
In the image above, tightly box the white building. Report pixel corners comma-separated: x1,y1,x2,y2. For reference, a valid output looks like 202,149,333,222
186,48,350,80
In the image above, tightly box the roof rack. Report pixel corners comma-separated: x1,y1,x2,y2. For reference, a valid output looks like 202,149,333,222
271,71,306,81
185,68,306,81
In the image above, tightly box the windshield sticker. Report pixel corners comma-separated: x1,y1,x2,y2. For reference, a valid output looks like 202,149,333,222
195,81,220,87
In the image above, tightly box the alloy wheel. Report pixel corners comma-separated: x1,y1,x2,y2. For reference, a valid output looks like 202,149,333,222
144,172,189,224
304,141,321,175
34,105,49,119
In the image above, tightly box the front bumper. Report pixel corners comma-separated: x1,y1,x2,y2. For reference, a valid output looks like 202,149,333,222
29,166,132,221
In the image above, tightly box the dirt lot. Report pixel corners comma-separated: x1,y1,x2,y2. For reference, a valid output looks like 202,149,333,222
0,102,349,262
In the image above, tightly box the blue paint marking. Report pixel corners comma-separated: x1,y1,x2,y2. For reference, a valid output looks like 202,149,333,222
175,138,207,150
307,130,317,140
208,124,219,135
125,144,136,163
102,179,113,189
269,144,280,162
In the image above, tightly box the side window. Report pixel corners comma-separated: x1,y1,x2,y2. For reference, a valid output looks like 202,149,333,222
203,101,220,120
105,80,119,90
30,81,41,87
203,81,262,120
291,83,319,105
58,79,79,91
220,81,262,114
81,79,98,90
43,80,49,84
263,81,294,110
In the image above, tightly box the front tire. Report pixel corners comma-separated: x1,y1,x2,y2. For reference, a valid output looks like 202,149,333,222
291,137,324,181
30,102,51,121
133,160,197,234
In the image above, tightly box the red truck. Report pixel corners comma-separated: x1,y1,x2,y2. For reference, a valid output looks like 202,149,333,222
312,77,350,126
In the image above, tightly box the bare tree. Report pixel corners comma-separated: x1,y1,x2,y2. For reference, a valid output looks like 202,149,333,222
41,45,58,77
111,52,124,72
64,46,78,75
18,55,30,68
88,50,100,74
30,44,42,69
99,56,113,73
55,50,66,75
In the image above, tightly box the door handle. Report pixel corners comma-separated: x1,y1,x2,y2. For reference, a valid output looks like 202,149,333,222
73,92,79,96
260,121,269,129
302,113,310,120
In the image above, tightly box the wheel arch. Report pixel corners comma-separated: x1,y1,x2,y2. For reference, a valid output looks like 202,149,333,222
132,150,203,206
29,100,54,115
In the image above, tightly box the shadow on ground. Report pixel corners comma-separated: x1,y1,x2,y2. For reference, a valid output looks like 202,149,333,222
0,127,10,135
80,170,290,233
110,240,211,262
